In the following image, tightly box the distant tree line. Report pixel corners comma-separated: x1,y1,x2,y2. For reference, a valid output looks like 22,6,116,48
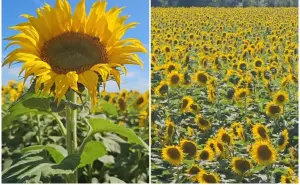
151,0,298,7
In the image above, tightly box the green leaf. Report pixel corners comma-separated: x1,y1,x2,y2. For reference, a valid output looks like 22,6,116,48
109,176,126,183
100,100,118,117
21,144,67,164
79,141,106,168
2,151,80,183
2,95,52,130
89,118,148,149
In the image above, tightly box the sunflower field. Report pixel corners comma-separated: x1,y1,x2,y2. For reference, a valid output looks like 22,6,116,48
2,80,149,183
151,7,298,183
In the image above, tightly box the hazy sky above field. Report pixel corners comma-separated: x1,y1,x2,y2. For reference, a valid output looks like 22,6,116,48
2,0,149,92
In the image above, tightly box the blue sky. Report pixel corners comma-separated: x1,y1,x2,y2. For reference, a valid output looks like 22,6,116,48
2,0,149,92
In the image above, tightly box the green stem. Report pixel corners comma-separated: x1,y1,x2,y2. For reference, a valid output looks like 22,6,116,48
88,164,92,183
50,113,67,137
66,90,78,183
36,115,42,145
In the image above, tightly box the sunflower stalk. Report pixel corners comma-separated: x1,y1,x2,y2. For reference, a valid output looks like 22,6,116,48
36,114,42,145
66,90,78,183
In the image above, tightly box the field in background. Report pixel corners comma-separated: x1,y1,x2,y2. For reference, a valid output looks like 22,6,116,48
151,7,298,183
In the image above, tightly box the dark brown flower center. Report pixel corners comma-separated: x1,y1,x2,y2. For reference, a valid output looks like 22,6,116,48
118,98,126,111
182,99,189,108
41,32,108,74
234,159,251,174
168,65,175,72
203,174,216,183
167,148,181,160
257,145,272,160
136,97,144,105
171,75,180,84
167,125,174,136
269,105,281,114
200,150,209,160
221,133,231,145
277,95,285,103
198,118,209,126
182,142,197,157
188,166,200,175
257,127,267,139
197,73,208,83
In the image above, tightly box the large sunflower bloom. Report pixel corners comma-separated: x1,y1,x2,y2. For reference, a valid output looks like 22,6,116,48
3,0,146,106
162,145,184,166
250,140,277,166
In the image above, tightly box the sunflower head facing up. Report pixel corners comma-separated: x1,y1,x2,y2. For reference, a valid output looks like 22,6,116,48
250,140,277,166
133,94,147,110
3,0,147,106
278,129,289,151
179,139,198,158
234,88,249,102
155,81,168,96
193,71,210,86
186,165,202,182
252,123,269,141
273,91,289,105
162,145,184,166
197,147,214,161
217,128,233,146
231,157,253,176
181,96,194,112
266,101,283,119
197,171,220,183
195,114,211,131
167,70,183,86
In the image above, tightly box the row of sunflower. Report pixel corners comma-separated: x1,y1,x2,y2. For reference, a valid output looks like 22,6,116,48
151,7,298,183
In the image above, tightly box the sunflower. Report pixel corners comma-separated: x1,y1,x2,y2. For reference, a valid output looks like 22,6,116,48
254,58,264,68
273,91,289,105
195,114,211,131
207,86,216,103
193,71,210,86
234,88,249,102
180,139,198,158
167,71,183,86
117,97,126,112
138,110,148,127
266,101,283,118
133,94,147,109
186,165,202,182
197,147,214,161
278,129,289,151
162,146,184,166
231,157,253,175
197,171,220,183
281,175,298,183
238,61,247,71
3,0,147,106
217,128,233,146
252,123,269,141
120,90,128,99
189,103,200,114
165,62,180,73
250,140,277,166
214,140,227,158
181,96,194,112
230,122,243,138
165,119,175,140
155,81,168,96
